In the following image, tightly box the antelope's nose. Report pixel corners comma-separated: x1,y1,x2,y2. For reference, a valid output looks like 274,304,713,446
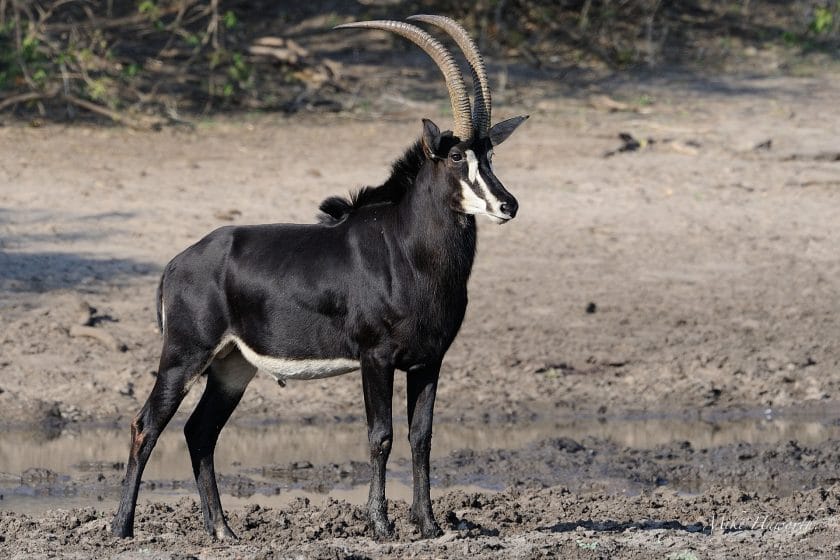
500,199,518,219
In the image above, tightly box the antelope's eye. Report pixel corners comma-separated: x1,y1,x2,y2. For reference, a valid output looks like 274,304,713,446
450,152,463,162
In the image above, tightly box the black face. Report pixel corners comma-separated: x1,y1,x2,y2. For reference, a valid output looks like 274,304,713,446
422,117,528,223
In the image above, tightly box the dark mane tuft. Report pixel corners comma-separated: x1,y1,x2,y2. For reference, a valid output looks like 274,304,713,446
318,141,426,223
318,196,354,222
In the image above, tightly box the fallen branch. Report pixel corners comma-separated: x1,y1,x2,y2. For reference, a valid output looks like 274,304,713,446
0,88,59,111
0,89,158,129
69,325,124,352
68,297,126,352
63,94,154,129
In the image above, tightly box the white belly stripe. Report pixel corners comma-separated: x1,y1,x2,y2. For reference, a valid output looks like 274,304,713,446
215,335,360,382
160,299,166,332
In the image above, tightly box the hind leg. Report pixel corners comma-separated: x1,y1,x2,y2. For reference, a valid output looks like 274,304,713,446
185,350,256,540
112,346,212,538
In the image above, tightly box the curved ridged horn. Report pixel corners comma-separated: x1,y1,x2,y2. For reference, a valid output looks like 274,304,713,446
407,15,491,137
334,20,473,141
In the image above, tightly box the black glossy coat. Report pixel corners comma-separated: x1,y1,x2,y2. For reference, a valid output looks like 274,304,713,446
157,143,475,369
111,126,496,540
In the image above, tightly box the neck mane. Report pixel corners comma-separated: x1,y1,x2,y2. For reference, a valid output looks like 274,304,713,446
318,138,477,292
319,136,476,274
318,141,426,223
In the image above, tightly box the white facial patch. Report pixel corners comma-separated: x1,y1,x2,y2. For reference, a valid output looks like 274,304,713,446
458,178,489,214
214,335,361,383
466,149,479,182
458,149,506,221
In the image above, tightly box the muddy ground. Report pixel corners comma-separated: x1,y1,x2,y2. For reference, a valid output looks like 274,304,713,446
2,57,840,557
6,434,840,558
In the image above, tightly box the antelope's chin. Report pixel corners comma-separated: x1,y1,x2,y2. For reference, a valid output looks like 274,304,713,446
458,209,511,224
486,213,512,224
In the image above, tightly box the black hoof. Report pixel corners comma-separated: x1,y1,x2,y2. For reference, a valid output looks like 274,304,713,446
415,520,443,539
409,510,442,539
370,516,394,540
111,522,134,539
422,522,444,539
214,524,239,541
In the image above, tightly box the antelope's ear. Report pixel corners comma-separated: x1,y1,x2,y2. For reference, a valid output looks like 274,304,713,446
421,118,442,159
489,115,529,146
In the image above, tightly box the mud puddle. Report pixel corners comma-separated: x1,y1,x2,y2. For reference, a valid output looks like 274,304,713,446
2,410,839,514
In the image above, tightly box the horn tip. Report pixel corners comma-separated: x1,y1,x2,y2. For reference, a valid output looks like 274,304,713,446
333,21,394,30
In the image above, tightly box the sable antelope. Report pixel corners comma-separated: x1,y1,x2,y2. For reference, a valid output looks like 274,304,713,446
112,15,527,540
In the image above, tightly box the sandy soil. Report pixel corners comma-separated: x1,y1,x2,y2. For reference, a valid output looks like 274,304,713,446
2,68,840,557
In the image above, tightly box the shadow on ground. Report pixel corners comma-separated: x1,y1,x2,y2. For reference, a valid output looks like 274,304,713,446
0,251,156,293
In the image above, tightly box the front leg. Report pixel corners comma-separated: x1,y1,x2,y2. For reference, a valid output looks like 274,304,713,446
361,354,395,539
406,362,443,538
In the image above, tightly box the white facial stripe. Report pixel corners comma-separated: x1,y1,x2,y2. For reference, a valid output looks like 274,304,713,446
464,149,505,216
459,179,488,213
466,149,478,182
476,168,504,215
460,150,487,214
215,335,360,382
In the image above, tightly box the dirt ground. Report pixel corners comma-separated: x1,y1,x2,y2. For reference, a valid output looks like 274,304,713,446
2,65,840,558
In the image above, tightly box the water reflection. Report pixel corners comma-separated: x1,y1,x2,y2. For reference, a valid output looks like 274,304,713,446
1,411,837,513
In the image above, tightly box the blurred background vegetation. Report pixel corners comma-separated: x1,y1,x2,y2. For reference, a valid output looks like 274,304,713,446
1,0,838,126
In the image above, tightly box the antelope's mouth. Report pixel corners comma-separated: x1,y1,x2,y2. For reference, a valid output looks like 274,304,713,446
488,213,513,224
